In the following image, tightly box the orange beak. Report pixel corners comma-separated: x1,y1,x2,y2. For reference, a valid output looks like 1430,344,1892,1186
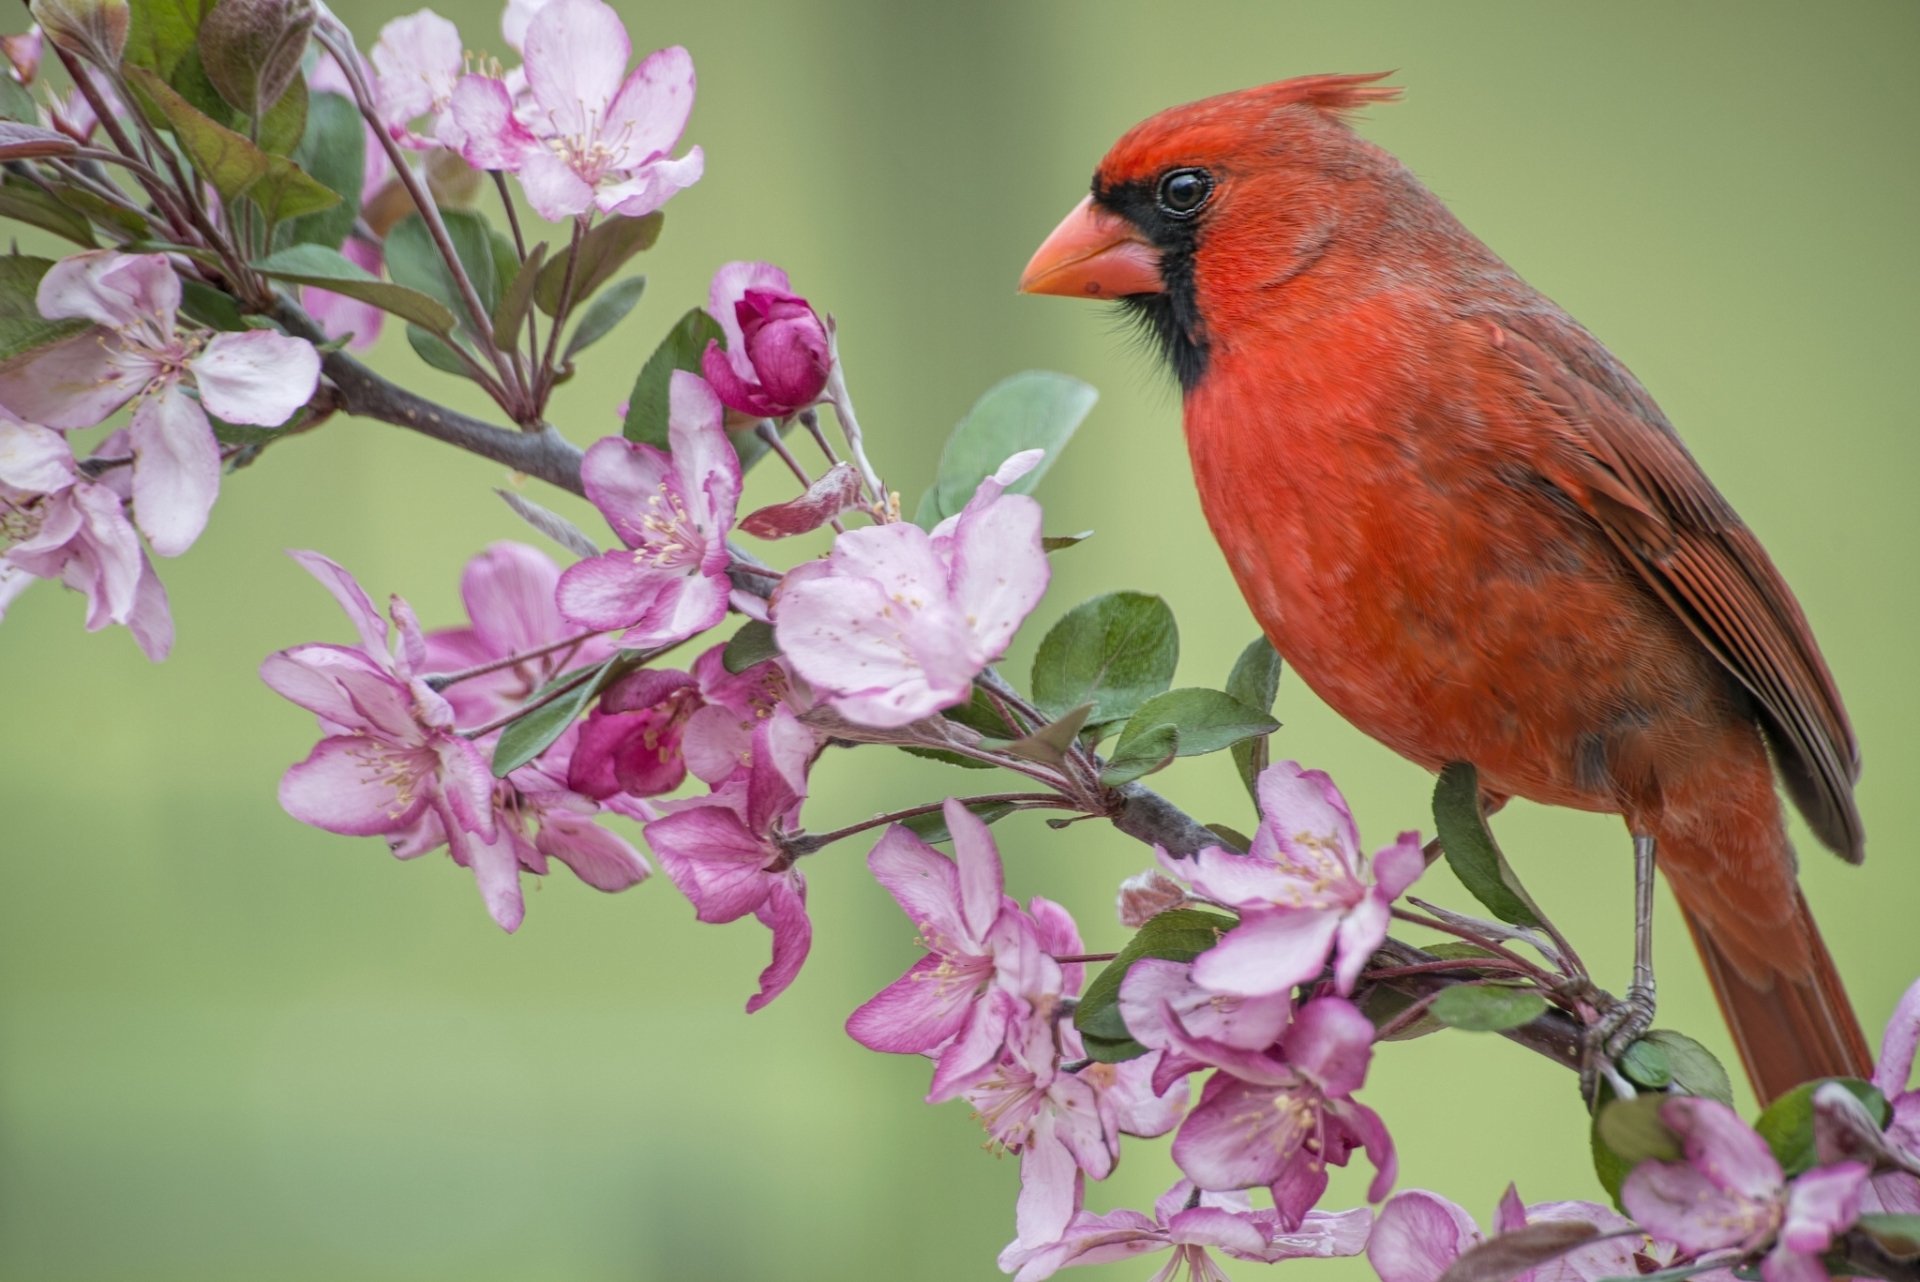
1018,196,1163,299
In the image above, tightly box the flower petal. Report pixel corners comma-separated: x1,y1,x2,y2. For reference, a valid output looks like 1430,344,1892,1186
0,330,147,428
948,491,1049,665
444,74,538,170
1367,1191,1476,1282
38,250,177,328
745,875,810,1012
516,147,595,221
597,147,703,219
845,951,982,1053
129,388,219,557
865,822,964,941
1778,1162,1867,1253
945,797,1007,944
1876,977,1920,1100
522,0,630,137
191,331,318,426
535,809,650,890
707,260,789,380
279,735,428,835
602,44,695,164
1255,760,1362,870
1190,907,1341,998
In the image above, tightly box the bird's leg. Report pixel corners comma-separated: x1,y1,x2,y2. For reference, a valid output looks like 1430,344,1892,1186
1584,834,1660,1096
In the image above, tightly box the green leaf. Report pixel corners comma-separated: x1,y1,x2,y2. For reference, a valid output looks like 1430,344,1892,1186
491,659,616,777
0,181,98,246
1593,1092,1681,1203
722,619,780,674
1075,908,1236,1060
178,277,246,330
1031,591,1178,725
406,324,477,379
1619,1038,1672,1090
1099,723,1178,787
282,90,363,249
1436,1223,1603,1282
252,243,457,333
1433,761,1549,929
1428,985,1548,1032
915,370,1096,526
0,255,89,363
622,307,724,449
1204,823,1251,852
1112,688,1279,761
1225,637,1282,802
124,65,337,223
1638,1030,1733,1104
384,209,499,340
1042,531,1093,553
491,242,547,352
0,76,39,123
537,211,663,315
49,185,148,238
127,0,215,79
1000,703,1093,767
901,800,1017,845
564,275,646,361
168,49,306,155
1856,1214,1920,1259
1754,1077,1888,1177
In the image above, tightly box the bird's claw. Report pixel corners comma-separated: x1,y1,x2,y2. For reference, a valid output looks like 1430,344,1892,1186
1580,982,1657,1104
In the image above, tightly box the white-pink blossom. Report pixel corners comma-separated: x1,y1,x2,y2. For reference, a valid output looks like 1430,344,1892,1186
445,0,701,221
775,451,1050,728
0,252,317,556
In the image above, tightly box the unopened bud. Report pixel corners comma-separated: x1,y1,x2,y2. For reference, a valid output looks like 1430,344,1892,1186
1116,869,1186,927
198,0,315,115
29,0,128,67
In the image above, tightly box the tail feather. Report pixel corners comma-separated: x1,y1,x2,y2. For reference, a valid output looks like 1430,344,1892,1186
1682,889,1873,1105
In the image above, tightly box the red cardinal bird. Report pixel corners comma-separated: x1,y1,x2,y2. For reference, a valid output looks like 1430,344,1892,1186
1020,73,1870,1103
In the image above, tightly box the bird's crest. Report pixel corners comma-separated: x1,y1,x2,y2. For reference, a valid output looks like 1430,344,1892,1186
1254,72,1402,118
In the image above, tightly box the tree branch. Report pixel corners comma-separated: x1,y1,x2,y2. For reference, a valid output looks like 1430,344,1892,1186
271,299,588,497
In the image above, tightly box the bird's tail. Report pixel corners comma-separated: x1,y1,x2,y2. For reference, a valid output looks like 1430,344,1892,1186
1656,781,1872,1105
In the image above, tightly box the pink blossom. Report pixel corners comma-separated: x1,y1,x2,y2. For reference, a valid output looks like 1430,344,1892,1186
0,252,317,556
445,0,701,221
699,262,832,419
1167,761,1424,999
1368,1186,1640,1282
1621,1096,1868,1282
1863,977,1920,1213
643,707,817,1011
775,451,1050,728
263,552,504,919
1118,958,1292,1093
1165,995,1395,1224
0,415,170,658
1000,1180,1371,1282
370,9,464,148
846,799,1056,1100
419,540,614,727
557,372,739,647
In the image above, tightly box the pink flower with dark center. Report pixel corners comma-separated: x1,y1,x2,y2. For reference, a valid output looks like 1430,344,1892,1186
0,251,317,556
643,707,817,1011
444,0,701,221
999,1180,1371,1282
1166,761,1424,1000
774,451,1050,728
1,415,171,658
1164,995,1395,1225
699,261,832,419
558,372,739,647
1621,1096,1869,1282
1368,1186,1640,1282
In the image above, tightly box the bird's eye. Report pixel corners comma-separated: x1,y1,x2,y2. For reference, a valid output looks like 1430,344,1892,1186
1157,167,1213,218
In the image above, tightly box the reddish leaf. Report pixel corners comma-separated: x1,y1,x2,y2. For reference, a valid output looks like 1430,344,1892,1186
740,462,862,538
0,121,78,159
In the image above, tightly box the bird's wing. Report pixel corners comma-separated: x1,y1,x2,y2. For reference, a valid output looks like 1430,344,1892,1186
1476,312,1862,861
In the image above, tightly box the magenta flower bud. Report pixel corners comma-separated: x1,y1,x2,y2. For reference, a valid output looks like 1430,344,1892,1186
700,261,833,419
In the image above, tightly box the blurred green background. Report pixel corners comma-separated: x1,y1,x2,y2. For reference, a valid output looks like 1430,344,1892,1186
3,2,1916,1278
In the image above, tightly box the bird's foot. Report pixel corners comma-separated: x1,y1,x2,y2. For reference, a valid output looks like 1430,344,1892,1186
1581,981,1657,1103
